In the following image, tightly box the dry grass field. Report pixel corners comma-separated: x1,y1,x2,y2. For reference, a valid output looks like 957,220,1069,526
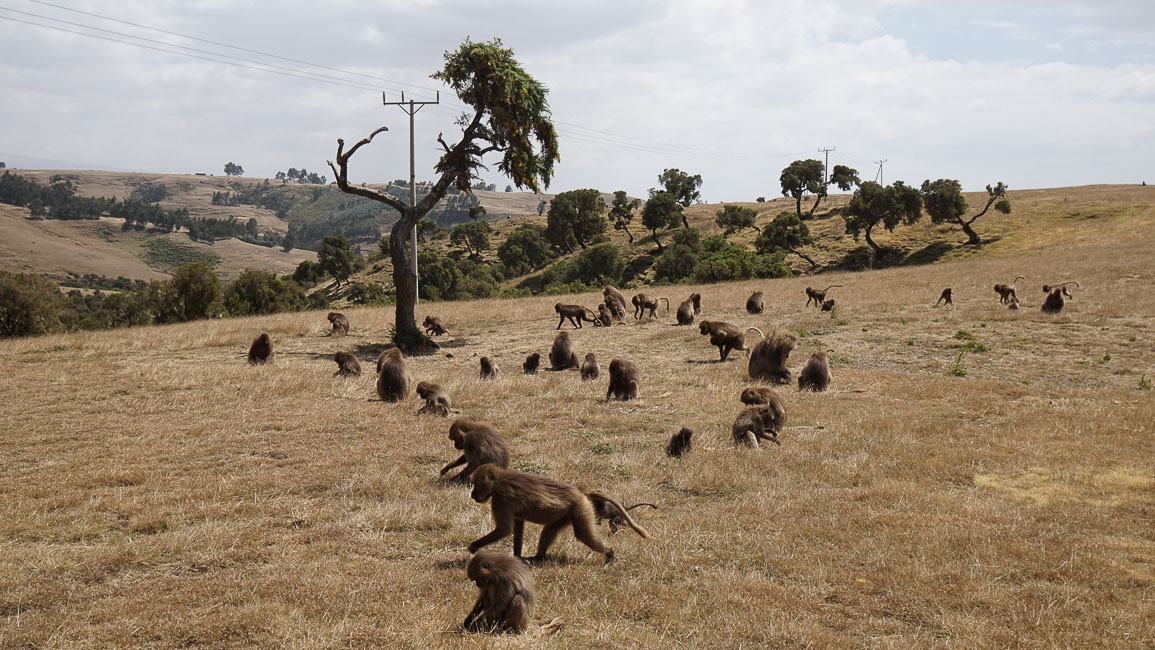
2,192,1154,647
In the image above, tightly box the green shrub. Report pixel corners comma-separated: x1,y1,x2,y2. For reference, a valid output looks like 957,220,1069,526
0,271,68,338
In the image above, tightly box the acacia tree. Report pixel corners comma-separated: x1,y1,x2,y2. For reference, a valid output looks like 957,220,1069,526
653,168,702,228
780,159,859,218
754,210,818,269
842,180,923,258
920,179,1011,246
328,38,559,351
715,205,760,237
546,188,606,250
642,191,683,252
608,190,640,243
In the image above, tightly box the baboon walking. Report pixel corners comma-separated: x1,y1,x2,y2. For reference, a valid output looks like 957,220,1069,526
994,276,1024,305
936,288,953,306
805,285,842,308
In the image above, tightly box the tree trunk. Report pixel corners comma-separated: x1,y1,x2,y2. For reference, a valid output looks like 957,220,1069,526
960,219,981,245
681,213,689,229
863,225,882,258
651,229,664,253
795,196,803,217
807,194,822,218
789,247,819,269
388,217,429,351
622,225,634,244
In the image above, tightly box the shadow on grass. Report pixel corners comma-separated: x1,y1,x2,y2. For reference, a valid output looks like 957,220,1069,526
830,245,907,271
902,241,955,266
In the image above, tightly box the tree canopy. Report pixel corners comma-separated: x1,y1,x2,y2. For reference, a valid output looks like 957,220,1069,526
842,181,923,258
450,220,493,258
780,159,860,217
317,236,359,287
608,190,640,243
755,210,818,268
545,188,606,252
642,192,683,252
715,205,760,236
223,162,244,177
920,179,1011,245
654,168,702,227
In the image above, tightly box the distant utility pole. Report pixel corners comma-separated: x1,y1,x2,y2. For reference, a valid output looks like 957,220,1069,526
874,159,887,185
383,90,439,304
818,146,836,184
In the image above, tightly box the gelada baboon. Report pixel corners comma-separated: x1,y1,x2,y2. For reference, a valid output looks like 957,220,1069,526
1007,296,1020,310
586,492,657,535
632,293,669,320
820,298,836,312
936,288,953,306
327,312,350,336
746,291,764,315
1043,281,1079,300
748,329,797,384
581,353,600,380
603,286,629,322
375,348,410,402
798,351,831,392
595,304,613,327
606,358,639,401
468,463,651,563
994,276,1024,304
689,292,702,315
442,418,509,482
423,315,451,336
333,350,361,377
416,381,452,416
1041,281,1080,314
480,357,499,379
675,299,695,326
555,303,598,329
522,352,541,375
463,551,534,634
667,426,693,458
739,386,779,406
732,401,786,448
805,284,842,308
699,321,764,361
548,331,579,370
248,333,273,364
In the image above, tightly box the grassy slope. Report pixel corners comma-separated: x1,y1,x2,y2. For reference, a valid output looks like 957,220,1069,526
1,188,1153,646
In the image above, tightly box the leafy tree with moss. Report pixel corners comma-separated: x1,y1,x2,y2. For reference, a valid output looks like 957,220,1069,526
654,168,702,227
147,262,222,324
570,243,625,286
608,190,641,243
920,179,1011,246
842,180,923,258
546,188,606,251
498,223,553,275
292,260,323,287
329,37,559,351
0,271,67,337
780,159,860,218
755,210,818,268
317,235,359,287
450,220,492,258
642,192,683,252
224,270,306,316
715,205,760,237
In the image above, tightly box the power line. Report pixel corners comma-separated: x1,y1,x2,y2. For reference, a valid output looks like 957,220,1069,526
874,159,887,184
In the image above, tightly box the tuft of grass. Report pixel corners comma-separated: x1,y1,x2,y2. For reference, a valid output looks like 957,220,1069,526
1100,354,1111,363
952,330,975,341
1141,375,1153,390
946,352,968,376
951,341,990,353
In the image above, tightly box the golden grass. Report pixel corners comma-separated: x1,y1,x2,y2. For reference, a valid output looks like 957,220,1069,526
2,197,1154,647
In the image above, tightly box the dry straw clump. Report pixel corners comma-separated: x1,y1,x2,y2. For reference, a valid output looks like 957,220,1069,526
1,210,1154,646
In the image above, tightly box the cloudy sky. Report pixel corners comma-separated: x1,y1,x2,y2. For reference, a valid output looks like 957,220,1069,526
1,0,1152,201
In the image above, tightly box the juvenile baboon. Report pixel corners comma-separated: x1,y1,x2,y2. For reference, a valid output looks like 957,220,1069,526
994,276,1025,304
522,352,541,375
442,418,509,482
586,492,658,535
327,312,350,336
805,284,842,308
468,463,651,563
1008,296,1020,310
1042,282,1079,302
548,331,580,370
732,401,787,448
463,551,534,634
416,381,452,416
375,348,410,403
248,333,273,364
581,353,600,380
689,293,702,314
797,351,831,392
820,298,835,312
666,426,693,458
595,304,614,327
936,288,953,306
746,291,764,315
333,350,361,377
739,386,779,406
603,286,629,322
1041,281,1080,314
675,299,695,325
748,329,797,384
554,303,598,329
698,321,764,361
423,315,451,336
632,293,670,320
606,358,639,401
480,357,499,379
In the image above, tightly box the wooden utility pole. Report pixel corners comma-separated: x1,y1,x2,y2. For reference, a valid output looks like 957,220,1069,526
818,146,835,184
874,159,888,185
383,91,439,303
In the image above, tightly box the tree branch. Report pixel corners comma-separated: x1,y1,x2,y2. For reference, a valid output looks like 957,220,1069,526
328,131,407,214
